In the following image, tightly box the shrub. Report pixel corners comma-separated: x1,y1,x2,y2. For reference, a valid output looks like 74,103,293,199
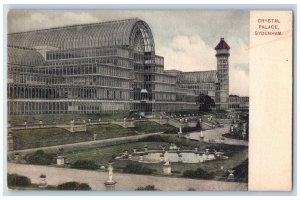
138,135,169,143
136,185,158,191
182,126,202,133
71,160,98,170
25,150,54,165
123,163,154,175
7,173,31,187
183,168,214,180
57,181,91,190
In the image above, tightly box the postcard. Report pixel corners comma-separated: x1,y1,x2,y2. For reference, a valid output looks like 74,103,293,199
5,9,293,192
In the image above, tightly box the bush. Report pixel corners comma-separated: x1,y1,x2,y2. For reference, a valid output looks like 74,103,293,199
7,173,31,187
136,185,158,191
183,168,214,180
57,181,91,190
138,135,169,143
25,150,54,165
182,126,199,133
71,160,98,170
123,163,154,175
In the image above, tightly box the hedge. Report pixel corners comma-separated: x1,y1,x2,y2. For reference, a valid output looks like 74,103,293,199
183,168,214,180
71,160,98,170
123,163,154,175
136,185,158,191
25,150,54,165
57,181,91,190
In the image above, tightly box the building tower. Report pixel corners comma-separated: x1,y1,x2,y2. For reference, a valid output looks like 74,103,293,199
215,38,230,110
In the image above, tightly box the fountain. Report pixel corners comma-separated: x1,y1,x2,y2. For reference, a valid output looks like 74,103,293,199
115,144,228,164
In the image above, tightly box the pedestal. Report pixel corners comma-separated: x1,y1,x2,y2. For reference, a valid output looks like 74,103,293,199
199,130,204,142
139,155,144,162
104,180,117,191
163,162,172,175
39,178,47,188
57,156,65,165
227,170,235,180
199,136,204,142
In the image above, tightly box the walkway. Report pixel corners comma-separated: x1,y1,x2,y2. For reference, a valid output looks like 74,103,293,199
7,163,247,191
185,125,248,146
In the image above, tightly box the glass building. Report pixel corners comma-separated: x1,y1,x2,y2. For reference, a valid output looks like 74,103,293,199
7,18,204,115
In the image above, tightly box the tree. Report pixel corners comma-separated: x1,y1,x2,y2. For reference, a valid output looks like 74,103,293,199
197,94,215,112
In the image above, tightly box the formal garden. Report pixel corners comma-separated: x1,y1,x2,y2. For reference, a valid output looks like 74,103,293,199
11,134,248,182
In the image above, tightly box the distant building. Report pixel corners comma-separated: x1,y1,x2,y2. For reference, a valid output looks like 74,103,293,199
228,95,249,110
7,18,245,115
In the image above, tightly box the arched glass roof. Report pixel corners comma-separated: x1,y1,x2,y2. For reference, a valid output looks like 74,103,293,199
178,71,218,83
8,18,155,53
7,46,45,66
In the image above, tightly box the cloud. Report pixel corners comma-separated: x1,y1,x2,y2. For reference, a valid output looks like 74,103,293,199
156,35,216,72
156,35,249,96
8,11,99,33
230,67,249,96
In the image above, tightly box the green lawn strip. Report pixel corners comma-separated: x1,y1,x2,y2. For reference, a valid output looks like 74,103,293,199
12,124,139,150
87,124,138,140
133,121,177,134
12,128,91,150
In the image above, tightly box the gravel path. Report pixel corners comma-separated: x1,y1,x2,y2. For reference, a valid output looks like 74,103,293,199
7,163,248,191
185,125,248,146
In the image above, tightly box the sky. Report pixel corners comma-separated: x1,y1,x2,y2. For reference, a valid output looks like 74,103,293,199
8,10,249,96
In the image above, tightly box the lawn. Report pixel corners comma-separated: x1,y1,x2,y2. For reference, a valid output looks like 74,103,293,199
12,124,139,150
133,121,177,134
88,124,138,139
11,122,177,150
12,128,93,150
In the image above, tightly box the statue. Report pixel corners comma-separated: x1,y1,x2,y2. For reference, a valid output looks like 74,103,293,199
104,162,117,190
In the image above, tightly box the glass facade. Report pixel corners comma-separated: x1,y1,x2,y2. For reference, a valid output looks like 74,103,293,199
7,19,199,115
